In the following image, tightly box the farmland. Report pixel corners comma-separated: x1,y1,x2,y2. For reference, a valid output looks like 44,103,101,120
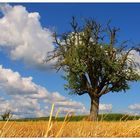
1,114,140,137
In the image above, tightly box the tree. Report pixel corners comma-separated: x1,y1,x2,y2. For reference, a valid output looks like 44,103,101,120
1,110,12,121
46,17,140,121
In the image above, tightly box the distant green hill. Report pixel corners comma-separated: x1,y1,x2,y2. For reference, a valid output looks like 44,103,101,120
6,113,140,122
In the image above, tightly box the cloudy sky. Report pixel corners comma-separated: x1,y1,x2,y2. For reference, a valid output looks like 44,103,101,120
0,3,140,118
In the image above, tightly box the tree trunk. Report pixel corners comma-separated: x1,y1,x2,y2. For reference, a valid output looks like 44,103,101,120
89,96,99,121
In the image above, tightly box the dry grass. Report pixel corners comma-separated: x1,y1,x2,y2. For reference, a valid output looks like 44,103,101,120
1,120,140,137
1,105,140,138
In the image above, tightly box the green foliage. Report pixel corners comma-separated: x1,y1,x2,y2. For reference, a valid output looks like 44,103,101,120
100,113,140,121
10,114,140,122
48,17,140,97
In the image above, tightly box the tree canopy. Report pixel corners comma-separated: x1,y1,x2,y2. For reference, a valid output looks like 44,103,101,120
0,110,12,121
46,17,140,121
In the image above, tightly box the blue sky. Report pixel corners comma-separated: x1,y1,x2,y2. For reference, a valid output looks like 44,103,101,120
0,3,140,118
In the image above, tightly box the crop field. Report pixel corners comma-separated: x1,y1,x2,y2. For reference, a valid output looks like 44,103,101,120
1,105,140,138
1,119,140,137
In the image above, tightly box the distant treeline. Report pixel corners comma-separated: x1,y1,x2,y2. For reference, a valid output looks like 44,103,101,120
2,113,140,122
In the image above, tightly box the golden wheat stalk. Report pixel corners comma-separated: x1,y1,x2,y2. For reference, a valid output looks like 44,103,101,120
55,108,60,120
0,121,15,137
44,103,55,137
55,111,72,137
0,115,13,137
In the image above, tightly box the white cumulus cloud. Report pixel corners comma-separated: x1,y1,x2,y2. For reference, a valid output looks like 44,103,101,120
0,65,89,118
126,104,140,116
128,103,140,110
99,104,112,112
0,4,55,69
128,50,140,74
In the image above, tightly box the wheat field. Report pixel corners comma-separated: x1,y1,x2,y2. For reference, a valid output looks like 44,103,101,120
1,105,140,138
0,120,140,137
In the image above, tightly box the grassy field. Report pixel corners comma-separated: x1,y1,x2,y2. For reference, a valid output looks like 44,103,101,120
13,113,140,122
1,113,140,137
1,120,140,137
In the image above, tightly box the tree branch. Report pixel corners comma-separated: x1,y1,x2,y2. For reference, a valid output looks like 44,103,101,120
77,90,88,96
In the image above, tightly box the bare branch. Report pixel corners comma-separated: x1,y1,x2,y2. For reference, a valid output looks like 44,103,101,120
70,16,78,33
